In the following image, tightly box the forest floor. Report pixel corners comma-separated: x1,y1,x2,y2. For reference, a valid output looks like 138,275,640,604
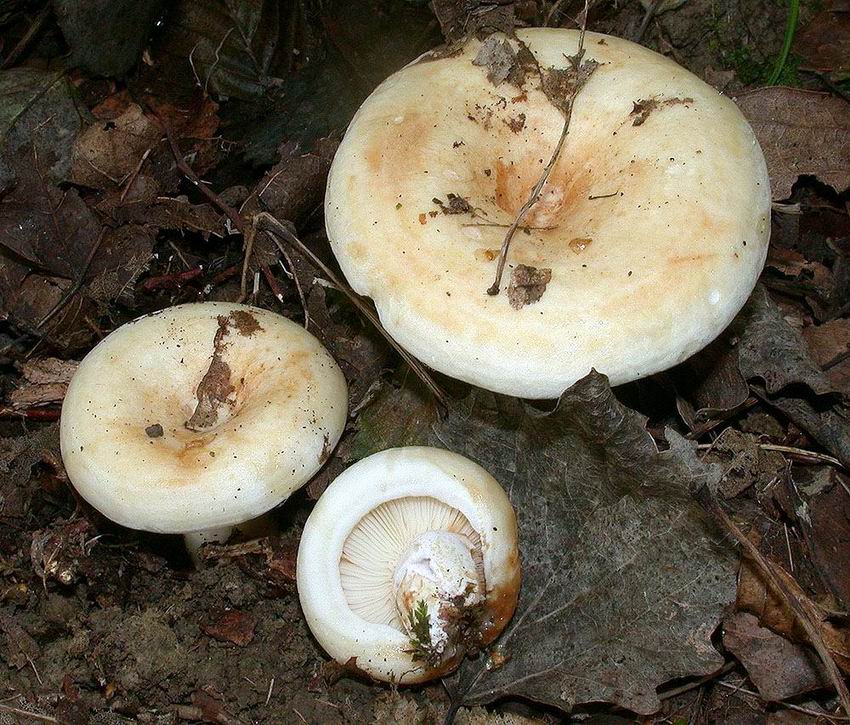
1,0,850,723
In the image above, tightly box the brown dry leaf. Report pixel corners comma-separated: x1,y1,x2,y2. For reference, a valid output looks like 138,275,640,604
736,556,850,674
794,6,850,79
723,611,830,701
506,264,551,309
9,358,79,410
798,469,850,608
802,319,850,392
70,104,161,190
201,610,256,646
736,88,850,199
250,136,340,224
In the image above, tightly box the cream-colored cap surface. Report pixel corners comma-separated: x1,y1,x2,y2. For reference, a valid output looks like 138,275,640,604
297,447,520,684
325,29,771,398
60,303,347,534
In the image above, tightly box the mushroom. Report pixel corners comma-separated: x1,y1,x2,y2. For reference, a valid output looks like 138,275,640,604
297,446,520,683
60,302,347,563
325,29,771,398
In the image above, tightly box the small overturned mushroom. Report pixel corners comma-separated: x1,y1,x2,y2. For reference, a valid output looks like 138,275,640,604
297,447,520,683
60,302,347,563
325,29,771,398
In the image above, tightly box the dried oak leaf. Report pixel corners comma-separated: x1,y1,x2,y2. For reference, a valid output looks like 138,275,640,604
149,0,286,100
507,264,551,309
736,88,850,199
797,468,850,608
735,285,850,467
246,136,340,224
802,319,850,393
676,286,850,466
353,371,735,715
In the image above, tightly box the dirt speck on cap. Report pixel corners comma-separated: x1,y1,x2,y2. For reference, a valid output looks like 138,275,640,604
145,423,164,438
229,310,263,337
507,264,552,310
630,96,694,126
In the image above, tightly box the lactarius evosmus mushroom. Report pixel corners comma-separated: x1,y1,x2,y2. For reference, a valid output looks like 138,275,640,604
297,447,520,683
325,29,771,398
60,303,347,564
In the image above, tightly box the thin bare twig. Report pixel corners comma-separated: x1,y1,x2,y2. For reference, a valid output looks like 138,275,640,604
0,703,57,722
277,249,310,330
255,213,448,408
657,660,737,701
487,0,592,296
697,488,850,717
634,0,663,42
155,110,245,234
716,681,850,721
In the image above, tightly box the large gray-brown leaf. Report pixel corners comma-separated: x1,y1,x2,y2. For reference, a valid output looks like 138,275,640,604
736,88,850,199
353,371,735,715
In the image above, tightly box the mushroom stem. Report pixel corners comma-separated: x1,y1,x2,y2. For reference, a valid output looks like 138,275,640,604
393,531,484,663
184,526,234,567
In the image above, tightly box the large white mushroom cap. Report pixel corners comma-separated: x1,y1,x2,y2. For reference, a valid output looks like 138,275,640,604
60,303,347,535
325,29,771,398
297,447,520,684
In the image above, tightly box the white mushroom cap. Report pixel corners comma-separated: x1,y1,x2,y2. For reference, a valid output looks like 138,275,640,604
297,447,520,684
325,29,771,398
60,302,347,535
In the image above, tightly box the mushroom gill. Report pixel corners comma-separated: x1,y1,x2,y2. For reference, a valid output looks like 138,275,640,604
339,496,485,633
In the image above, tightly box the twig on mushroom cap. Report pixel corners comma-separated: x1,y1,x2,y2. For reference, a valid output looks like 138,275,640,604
254,213,448,409
487,0,595,297
695,486,850,718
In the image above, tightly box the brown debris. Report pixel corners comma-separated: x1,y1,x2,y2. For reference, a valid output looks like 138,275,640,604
185,316,236,432
185,311,264,431
629,96,694,126
504,113,526,132
145,424,164,438
507,264,552,310
202,610,256,647
432,193,472,215
472,36,518,86
540,56,599,114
